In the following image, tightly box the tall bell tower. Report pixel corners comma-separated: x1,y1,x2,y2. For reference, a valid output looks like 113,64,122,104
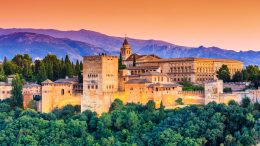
120,37,132,60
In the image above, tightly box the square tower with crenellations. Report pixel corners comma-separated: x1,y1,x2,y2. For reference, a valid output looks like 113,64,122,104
82,54,118,114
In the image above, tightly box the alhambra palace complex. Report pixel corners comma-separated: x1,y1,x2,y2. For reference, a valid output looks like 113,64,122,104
1,38,259,114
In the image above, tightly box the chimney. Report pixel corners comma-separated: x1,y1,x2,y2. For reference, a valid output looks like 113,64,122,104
7,75,15,84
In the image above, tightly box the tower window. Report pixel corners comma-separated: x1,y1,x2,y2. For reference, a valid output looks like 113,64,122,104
61,89,65,95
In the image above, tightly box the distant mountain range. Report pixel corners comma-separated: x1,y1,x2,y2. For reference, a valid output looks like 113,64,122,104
0,28,259,65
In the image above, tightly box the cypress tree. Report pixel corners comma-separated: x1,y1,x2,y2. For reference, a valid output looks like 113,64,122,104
37,62,47,84
45,62,53,80
133,54,136,67
118,53,126,69
10,74,23,108
80,61,83,70
60,58,66,78
3,56,7,64
159,101,166,119
64,55,73,77
33,60,41,74
75,60,80,75
0,65,6,82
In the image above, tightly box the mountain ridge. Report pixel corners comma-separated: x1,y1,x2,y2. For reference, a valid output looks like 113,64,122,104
0,28,259,65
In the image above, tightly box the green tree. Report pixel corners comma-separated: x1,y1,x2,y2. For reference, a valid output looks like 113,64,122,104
80,61,83,70
232,71,243,82
118,53,126,70
0,65,6,81
175,98,184,105
10,74,24,108
109,99,123,112
65,55,74,77
241,97,251,108
33,60,41,74
45,61,53,80
159,101,166,119
246,65,259,81
3,56,7,64
241,69,249,81
232,69,250,82
217,65,231,82
12,54,33,80
133,54,136,67
37,62,47,83
155,128,183,145
42,54,63,81
228,100,239,106
3,61,18,75
75,60,83,83
251,72,260,88
179,79,204,91
75,60,80,75
223,87,232,93
146,100,155,111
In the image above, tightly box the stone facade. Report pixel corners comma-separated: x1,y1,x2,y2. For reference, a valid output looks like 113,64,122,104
134,58,243,83
0,77,42,109
0,75,14,100
204,80,224,104
82,55,118,114
224,82,250,91
23,83,41,109
0,82,12,100
41,78,81,113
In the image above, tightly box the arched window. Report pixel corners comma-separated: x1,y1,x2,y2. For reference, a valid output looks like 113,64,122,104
61,89,65,95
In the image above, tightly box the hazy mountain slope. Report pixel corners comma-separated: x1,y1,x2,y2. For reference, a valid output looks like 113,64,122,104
0,28,189,53
0,28,260,65
0,32,107,61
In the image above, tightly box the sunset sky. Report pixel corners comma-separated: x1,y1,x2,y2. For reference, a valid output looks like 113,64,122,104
0,0,260,51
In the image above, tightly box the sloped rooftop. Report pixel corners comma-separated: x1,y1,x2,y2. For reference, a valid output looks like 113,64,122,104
54,77,78,84
125,79,151,84
41,79,54,84
128,66,160,70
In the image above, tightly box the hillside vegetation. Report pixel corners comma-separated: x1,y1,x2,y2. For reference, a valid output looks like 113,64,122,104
0,98,259,146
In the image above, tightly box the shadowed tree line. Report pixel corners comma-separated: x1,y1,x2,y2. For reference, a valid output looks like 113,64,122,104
217,65,260,88
0,98,259,145
0,54,83,84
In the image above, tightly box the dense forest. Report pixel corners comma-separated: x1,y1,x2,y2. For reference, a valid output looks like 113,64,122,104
0,54,83,83
217,65,260,87
0,98,259,145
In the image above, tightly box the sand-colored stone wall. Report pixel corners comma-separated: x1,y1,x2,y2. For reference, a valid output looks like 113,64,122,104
82,55,118,114
41,83,81,113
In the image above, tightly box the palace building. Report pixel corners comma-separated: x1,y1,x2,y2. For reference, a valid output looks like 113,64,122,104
119,38,243,83
81,38,244,114
0,38,247,114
